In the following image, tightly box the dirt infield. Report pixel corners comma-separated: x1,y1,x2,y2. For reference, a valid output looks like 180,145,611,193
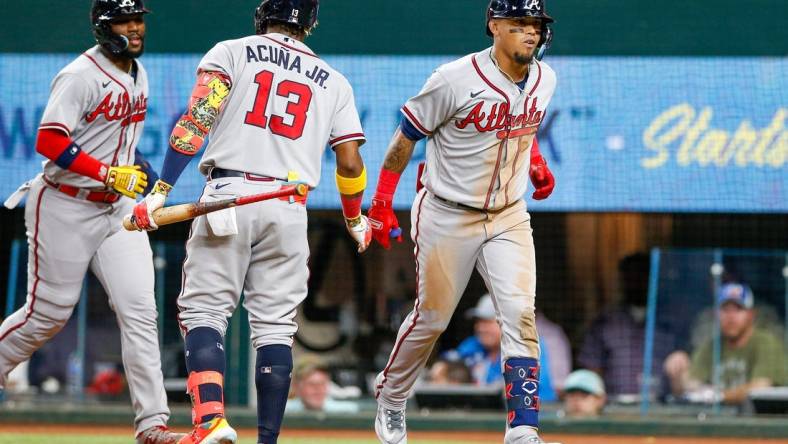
0,424,785,444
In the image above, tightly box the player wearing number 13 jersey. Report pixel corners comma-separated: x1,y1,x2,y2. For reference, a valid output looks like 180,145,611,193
128,1,370,443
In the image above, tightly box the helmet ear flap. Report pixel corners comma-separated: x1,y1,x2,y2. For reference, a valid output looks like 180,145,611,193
536,26,552,60
93,21,130,55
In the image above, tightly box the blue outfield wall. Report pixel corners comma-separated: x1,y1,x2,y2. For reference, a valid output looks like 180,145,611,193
0,54,785,212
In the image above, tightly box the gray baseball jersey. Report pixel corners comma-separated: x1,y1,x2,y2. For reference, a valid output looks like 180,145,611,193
39,45,148,188
0,46,170,434
177,33,365,349
402,49,556,210
195,33,365,186
376,48,556,410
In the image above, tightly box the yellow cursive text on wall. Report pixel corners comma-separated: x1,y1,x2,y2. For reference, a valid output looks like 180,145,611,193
642,104,786,169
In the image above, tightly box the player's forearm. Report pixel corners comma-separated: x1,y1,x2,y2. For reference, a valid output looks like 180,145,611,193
335,141,366,219
335,141,364,179
371,129,416,203
163,70,232,187
36,128,106,182
382,129,417,174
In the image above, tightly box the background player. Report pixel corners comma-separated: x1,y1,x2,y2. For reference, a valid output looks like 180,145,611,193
128,1,370,443
0,1,183,443
368,1,557,443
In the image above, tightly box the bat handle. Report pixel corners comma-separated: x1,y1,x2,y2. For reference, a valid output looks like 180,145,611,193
389,227,402,238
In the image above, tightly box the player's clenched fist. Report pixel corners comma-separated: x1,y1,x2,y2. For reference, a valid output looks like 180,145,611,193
368,198,402,249
529,154,555,200
130,180,172,231
104,165,148,199
345,215,372,253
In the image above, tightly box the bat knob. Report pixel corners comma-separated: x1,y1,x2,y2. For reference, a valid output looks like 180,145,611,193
294,183,309,196
389,227,402,238
123,215,138,231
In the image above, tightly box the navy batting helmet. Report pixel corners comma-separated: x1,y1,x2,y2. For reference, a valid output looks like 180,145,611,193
255,0,319,35
91,0,150,56
486,0,554,59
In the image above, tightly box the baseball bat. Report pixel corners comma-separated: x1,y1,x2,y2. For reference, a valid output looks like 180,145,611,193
123,183,308,231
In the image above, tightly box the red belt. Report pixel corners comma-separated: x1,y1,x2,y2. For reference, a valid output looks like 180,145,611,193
43,176,120,203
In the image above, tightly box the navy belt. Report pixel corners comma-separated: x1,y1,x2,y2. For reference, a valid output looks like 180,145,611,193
431,193,517,214
209,168,283,182
432,194,484,212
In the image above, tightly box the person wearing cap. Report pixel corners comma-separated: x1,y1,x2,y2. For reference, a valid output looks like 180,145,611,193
431,294,570,402
562,370,606,417
436,294,504,386
285,355,360,414
664,283,786,405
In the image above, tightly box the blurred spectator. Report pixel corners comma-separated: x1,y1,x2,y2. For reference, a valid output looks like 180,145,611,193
433,294,571,401
578,252,675,400
664,283,787,405
86,364,126,397
562,370,607,417
427,358,474,385
286,355,359,414
439,294,503,386
537,310,572,395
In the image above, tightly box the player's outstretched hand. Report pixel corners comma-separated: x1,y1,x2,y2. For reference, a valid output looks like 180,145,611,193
529,155,555,200
345,215,372,253
368,198,402,249
105,165,147,199
129,180,172,231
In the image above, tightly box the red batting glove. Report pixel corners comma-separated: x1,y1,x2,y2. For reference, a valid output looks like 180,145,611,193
368,198,401,249
529,154,555,200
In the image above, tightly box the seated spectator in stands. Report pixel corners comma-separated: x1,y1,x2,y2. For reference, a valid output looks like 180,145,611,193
578,252,675,400
562,370,607,417
664,283,786,405
446,294,502,386
285,355,359,414
428,358,474,385
435,294,570,402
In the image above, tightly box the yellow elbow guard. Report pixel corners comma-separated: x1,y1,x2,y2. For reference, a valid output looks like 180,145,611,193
335,167,367,195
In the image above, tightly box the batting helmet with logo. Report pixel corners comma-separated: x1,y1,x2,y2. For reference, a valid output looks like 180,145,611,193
486,0,554,59
255,0,319,35
91,0,150,56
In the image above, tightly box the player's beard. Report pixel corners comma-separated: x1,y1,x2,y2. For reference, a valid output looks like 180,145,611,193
513,51,534,66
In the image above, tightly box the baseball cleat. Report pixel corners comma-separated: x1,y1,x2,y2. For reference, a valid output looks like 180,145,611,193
504,426,561,444
136,425,187,444
178,416,237,444
375,405,407,444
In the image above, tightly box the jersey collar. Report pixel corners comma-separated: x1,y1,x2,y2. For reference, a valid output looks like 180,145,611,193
261,33,317,57
86,46,136,84
484,47,539,95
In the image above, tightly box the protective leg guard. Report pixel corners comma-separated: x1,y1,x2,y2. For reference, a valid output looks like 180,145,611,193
255,345,293,444
187,371,225,426
504,358,540,429
185,327,226,424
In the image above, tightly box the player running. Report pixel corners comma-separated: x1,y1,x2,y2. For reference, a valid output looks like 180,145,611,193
127,1,370,443
368,1,557,443
0,1,183,443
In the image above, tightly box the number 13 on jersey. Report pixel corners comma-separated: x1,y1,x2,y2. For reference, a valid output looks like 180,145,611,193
244,70,313,140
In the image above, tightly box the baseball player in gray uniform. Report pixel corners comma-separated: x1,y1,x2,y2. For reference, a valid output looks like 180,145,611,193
367,1,557,443
127,1,370,443
0,1,183,443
